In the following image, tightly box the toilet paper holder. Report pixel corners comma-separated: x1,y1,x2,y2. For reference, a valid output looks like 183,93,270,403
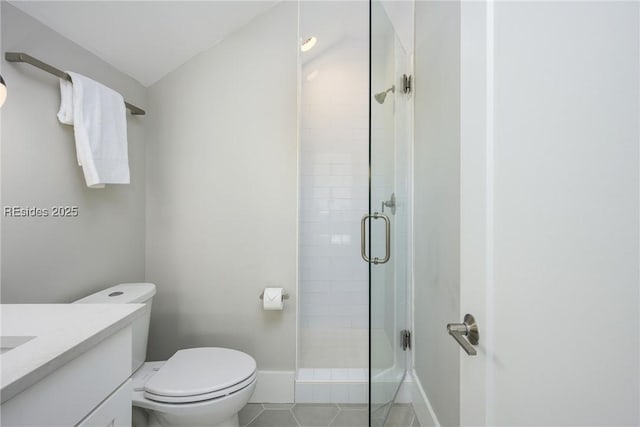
259,290,290,301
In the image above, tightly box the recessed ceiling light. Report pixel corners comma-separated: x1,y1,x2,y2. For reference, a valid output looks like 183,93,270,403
301,36,317,52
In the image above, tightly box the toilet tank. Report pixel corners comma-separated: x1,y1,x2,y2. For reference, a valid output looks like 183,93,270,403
74,283,156,373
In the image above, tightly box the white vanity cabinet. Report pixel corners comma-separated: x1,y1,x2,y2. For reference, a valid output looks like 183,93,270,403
0,304,144,427
78,378,133,427
1,326,132,426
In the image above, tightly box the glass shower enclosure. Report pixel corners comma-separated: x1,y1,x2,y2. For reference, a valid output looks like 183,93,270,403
368,1,412,425
298,0,370,406
297,1,412,425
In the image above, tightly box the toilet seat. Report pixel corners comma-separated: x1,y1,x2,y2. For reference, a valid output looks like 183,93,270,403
140,348,257,405
145,371,257,404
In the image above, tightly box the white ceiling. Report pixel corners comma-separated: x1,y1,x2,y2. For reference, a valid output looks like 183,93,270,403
9,1,279,87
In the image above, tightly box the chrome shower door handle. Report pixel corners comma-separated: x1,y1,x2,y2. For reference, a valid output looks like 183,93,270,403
446,314,479,356
361,212,391,264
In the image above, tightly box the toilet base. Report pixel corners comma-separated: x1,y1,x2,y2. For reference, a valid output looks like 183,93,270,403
134,407,239,427
132,407,149,427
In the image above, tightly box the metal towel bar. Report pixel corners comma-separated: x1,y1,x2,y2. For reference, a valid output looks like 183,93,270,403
5,52,146,115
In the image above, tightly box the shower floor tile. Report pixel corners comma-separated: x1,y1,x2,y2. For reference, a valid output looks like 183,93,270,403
240,403,419,427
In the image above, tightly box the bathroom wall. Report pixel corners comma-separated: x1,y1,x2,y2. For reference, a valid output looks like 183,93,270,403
380,0,414,54
145,1,297,377
413,1,461,426
0,3,147,303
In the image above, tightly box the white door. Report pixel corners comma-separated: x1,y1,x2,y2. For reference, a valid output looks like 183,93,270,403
458,1,640,425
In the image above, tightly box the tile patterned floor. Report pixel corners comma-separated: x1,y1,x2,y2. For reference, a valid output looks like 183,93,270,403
239,403,420,427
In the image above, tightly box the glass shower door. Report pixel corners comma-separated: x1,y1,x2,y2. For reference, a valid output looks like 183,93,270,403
368,1,412,425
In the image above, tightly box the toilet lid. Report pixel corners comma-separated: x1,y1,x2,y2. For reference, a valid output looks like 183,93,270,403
144,347,256,404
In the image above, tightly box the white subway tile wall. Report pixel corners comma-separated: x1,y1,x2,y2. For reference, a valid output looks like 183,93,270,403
299,38,369,369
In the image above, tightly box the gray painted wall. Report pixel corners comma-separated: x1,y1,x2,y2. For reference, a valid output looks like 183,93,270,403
1,3,147,303
414,1,461,426
145,2,298,370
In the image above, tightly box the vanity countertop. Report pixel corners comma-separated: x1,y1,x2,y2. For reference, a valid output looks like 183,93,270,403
0,303,145,403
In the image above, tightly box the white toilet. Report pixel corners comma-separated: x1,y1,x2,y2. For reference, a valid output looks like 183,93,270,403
74,283,257,427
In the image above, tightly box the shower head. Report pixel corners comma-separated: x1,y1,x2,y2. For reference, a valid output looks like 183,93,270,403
374,85,395,104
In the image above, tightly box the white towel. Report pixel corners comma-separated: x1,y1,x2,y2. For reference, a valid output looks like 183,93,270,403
57,72,130,188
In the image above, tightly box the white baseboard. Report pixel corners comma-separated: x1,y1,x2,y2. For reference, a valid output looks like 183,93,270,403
249,371,295,403
411,370,440,427
248,367,443,420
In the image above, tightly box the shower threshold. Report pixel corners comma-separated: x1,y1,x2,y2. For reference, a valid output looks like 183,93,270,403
295,368,368,404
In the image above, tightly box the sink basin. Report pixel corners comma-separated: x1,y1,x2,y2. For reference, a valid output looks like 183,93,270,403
0,336,36,355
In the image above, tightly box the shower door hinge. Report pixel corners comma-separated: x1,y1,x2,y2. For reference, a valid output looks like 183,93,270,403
402,74,412,94
401,329,411,351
